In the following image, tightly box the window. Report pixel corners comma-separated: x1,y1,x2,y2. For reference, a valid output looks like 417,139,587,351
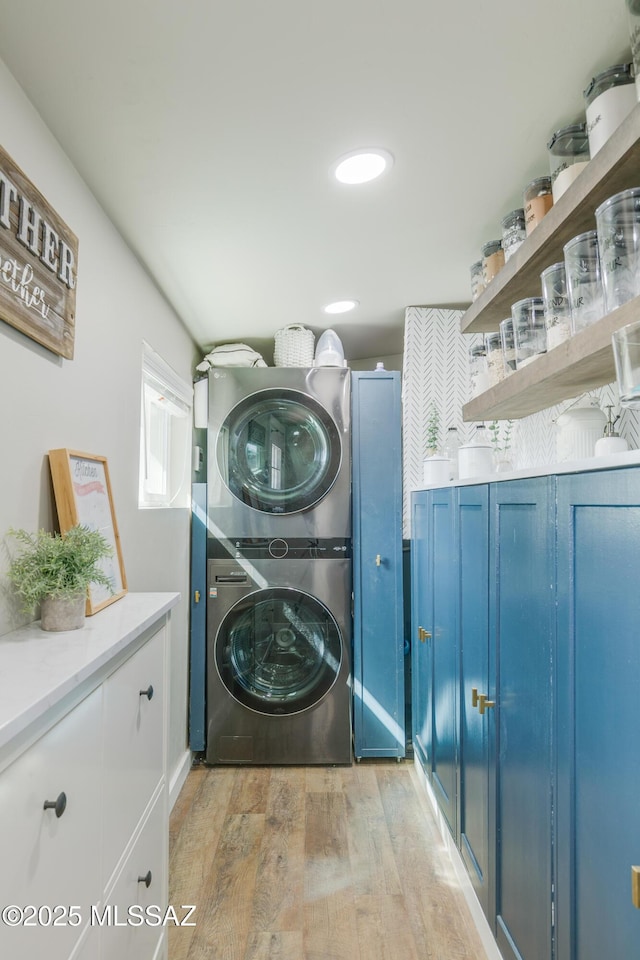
139,341,192,508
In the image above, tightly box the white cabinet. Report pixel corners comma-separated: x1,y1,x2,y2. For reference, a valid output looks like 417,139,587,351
102,626,166,889
0,594,177,960
0,687,103,960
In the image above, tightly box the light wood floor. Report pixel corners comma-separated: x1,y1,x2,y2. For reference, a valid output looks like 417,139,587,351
168,761,489,960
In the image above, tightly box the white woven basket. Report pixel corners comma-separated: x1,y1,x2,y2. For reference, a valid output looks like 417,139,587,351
274,324,315,367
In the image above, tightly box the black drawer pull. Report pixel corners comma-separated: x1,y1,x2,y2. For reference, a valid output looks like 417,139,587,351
139,685,154,700
138,870,152,888
43,792,67,818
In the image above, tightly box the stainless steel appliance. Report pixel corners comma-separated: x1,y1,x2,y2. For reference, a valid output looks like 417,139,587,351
205,538,352,765
207,366,350,540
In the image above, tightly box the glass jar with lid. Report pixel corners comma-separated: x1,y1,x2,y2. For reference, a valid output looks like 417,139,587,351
547,122,590,202
512,297,547,369
523,177,553,235
470,260,485,302
499,317,517,374
485,332,506,387
541,261,572,349
501,209,526,262
584,62,636,156
482,239,505,284
469,341,489,397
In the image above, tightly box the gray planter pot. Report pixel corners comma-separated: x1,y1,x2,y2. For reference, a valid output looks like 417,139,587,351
40,594,86,632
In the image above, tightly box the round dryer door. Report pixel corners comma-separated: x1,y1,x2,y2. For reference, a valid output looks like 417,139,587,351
215,587,343,715
217,388,342,514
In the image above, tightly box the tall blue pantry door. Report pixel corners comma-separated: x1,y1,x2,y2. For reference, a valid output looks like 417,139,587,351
411,486,458,834
457,484,491,920
411,490,432,771
189,482,207,750
351,371,405,758
556,467,640,960
490,478,554,960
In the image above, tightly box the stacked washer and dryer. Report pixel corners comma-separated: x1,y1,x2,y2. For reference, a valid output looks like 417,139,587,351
204,366,352,765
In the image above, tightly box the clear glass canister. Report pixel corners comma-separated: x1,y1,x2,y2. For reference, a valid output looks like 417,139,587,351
470,260,485,302
627,0,640,100
501,209,526,262
523,176,553,235
563,230,605,332
511,297,547,369
485,331,505,387
547,123,590,202
499,317,517,374
540,261,572,349
595,187,640,313
482,239,505,284
584,62,636,156
469,341,489,397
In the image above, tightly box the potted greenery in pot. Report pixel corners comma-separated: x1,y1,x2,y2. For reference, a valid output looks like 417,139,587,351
6,524,114,631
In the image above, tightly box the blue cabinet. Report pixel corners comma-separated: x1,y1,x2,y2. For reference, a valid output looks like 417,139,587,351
556,468,640,960
411,491,431,770
490,478,554,960
457,484,491,920
351,371,405,758
410,486,458,834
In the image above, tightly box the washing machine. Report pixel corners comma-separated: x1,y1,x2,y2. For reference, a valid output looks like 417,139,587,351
205,537,352,765
206,366,350,540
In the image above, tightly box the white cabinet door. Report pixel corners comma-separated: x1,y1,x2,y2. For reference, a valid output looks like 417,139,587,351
101,627,166,888
0,687,103,960
99,791,167,960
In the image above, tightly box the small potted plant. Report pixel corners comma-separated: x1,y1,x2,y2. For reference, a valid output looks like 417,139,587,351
6,524,114,631
425,402,441,457
488,419,514,472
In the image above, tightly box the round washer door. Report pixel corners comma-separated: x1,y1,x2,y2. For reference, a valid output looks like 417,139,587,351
215,587,343,715
217,388,342,514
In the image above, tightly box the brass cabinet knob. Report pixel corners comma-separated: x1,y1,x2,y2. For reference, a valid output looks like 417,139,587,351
471,687,479,708
376,554,382,566
478,694,495,715
194,590,201,604
418,626,432,642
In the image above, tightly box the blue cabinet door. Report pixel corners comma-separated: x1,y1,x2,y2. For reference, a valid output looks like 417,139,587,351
556,467,640,960
457,483,491,920
411,490,432,771
352,371,405,758
490,478,554,960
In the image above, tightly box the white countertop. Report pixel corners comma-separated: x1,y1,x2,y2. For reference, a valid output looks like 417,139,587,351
414,448,640,491
0,592,179,754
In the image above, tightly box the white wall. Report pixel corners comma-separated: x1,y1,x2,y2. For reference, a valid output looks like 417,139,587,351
0,57,197,784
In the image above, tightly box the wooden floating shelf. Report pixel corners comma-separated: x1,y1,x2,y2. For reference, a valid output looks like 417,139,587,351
462,298,638,421
460,102,640,335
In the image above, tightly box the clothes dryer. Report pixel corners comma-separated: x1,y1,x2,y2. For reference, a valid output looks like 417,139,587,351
207,366,350,540
205,537,352,765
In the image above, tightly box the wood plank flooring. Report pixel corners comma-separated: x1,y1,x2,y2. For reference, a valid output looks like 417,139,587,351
168,762,489,960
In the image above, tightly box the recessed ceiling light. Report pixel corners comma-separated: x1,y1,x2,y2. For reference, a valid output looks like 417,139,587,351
324,300,359,314
332,149,393,184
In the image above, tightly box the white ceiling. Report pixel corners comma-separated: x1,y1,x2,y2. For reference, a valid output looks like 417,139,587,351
0,1,632,361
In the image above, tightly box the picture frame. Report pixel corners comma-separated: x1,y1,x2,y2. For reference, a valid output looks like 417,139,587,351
48,449,127,614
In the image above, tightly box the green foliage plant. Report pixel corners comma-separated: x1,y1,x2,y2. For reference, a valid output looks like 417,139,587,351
488,419,513,454
425,403,441,455
6,524,114,612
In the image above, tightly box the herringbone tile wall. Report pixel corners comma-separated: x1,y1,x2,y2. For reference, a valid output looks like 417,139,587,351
401,306,640,535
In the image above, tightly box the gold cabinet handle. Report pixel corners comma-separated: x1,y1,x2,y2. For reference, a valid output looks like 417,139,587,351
478,694,495,715
471,687,479,708
418,626,432,642
376,554,382,566
194,590,201,604
632,866,640,909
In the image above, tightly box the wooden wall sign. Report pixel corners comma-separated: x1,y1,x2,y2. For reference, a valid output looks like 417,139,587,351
0,144,78,359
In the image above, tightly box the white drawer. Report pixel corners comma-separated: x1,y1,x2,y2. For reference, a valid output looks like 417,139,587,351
101,627,166,886
0,687,103,960
100,791,167,960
